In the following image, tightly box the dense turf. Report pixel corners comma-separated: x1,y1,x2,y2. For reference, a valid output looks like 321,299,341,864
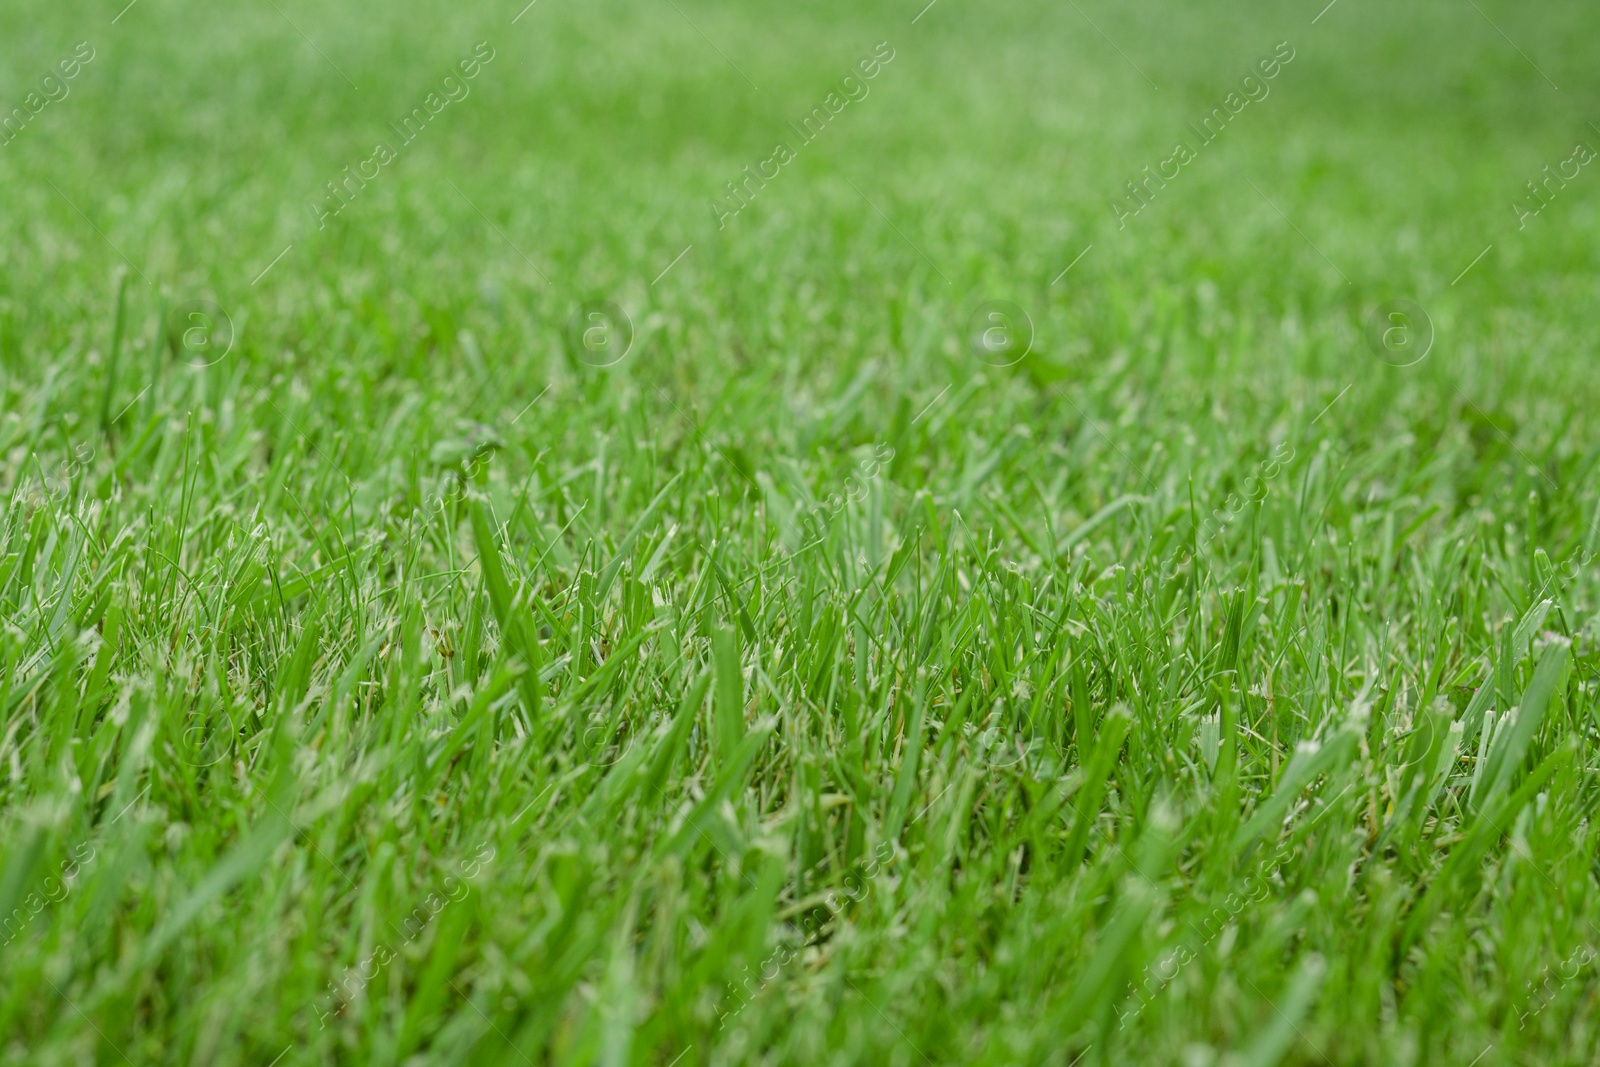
3,0,1600,1064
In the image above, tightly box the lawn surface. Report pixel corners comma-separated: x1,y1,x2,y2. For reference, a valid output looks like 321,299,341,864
2,0,1600,1064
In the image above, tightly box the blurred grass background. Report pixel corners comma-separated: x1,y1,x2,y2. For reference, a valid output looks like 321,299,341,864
1,0,1596,452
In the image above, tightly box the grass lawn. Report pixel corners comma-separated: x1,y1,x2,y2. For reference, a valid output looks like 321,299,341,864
2,0,1599,1063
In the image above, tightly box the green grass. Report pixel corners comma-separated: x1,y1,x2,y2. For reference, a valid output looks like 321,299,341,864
3,0,1600,1063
